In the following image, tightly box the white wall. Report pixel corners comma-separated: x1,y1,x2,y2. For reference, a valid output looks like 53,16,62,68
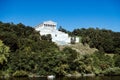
35,21,79,45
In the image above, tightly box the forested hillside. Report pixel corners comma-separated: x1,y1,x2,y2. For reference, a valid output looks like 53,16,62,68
0,21,120,77
59,26,120,54
71,28,120,54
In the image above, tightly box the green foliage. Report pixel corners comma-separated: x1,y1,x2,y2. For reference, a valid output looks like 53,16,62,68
72,28,119,53
58,26,68,33
113,54,120,67
12,70,28,77
115,48,120,54
62,47,78,71
113,32,120,49
0,40,9,65
102,67,120,76
58,26,72,36
0,22,40,52
92,51,113,73
41,34,52,42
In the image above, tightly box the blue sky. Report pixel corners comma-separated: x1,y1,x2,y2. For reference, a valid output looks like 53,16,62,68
0,0,120,32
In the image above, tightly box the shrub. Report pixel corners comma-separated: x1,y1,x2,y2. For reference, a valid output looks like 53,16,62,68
102,67,120,76
12,70,28,77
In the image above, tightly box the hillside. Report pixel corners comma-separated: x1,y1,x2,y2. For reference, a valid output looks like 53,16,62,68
59,43,98,55
0,21,120,77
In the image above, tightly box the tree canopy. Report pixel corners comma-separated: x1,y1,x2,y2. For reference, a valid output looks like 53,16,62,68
72,28,120,53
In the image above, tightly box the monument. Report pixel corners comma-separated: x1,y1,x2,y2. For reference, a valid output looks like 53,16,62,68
35,20,79,45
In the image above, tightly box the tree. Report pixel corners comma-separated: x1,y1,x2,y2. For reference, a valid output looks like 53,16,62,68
0,40,10,69
114,54,120,67
58,26,68,33
92,51,113,73
72,28,115,53
41,34,52,42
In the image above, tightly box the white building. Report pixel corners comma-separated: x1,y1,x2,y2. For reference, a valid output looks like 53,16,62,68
35,20,79,45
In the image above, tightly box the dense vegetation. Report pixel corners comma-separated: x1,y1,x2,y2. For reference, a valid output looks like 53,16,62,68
0,21,120,77
72,28,120,53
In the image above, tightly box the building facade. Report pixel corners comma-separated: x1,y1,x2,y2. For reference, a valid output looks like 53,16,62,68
35,21,79,45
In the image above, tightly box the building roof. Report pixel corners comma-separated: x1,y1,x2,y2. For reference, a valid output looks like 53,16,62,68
43,20,57,25
35,20,57,29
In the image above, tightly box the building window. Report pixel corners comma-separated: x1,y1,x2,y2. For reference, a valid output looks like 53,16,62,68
55,34,57,37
